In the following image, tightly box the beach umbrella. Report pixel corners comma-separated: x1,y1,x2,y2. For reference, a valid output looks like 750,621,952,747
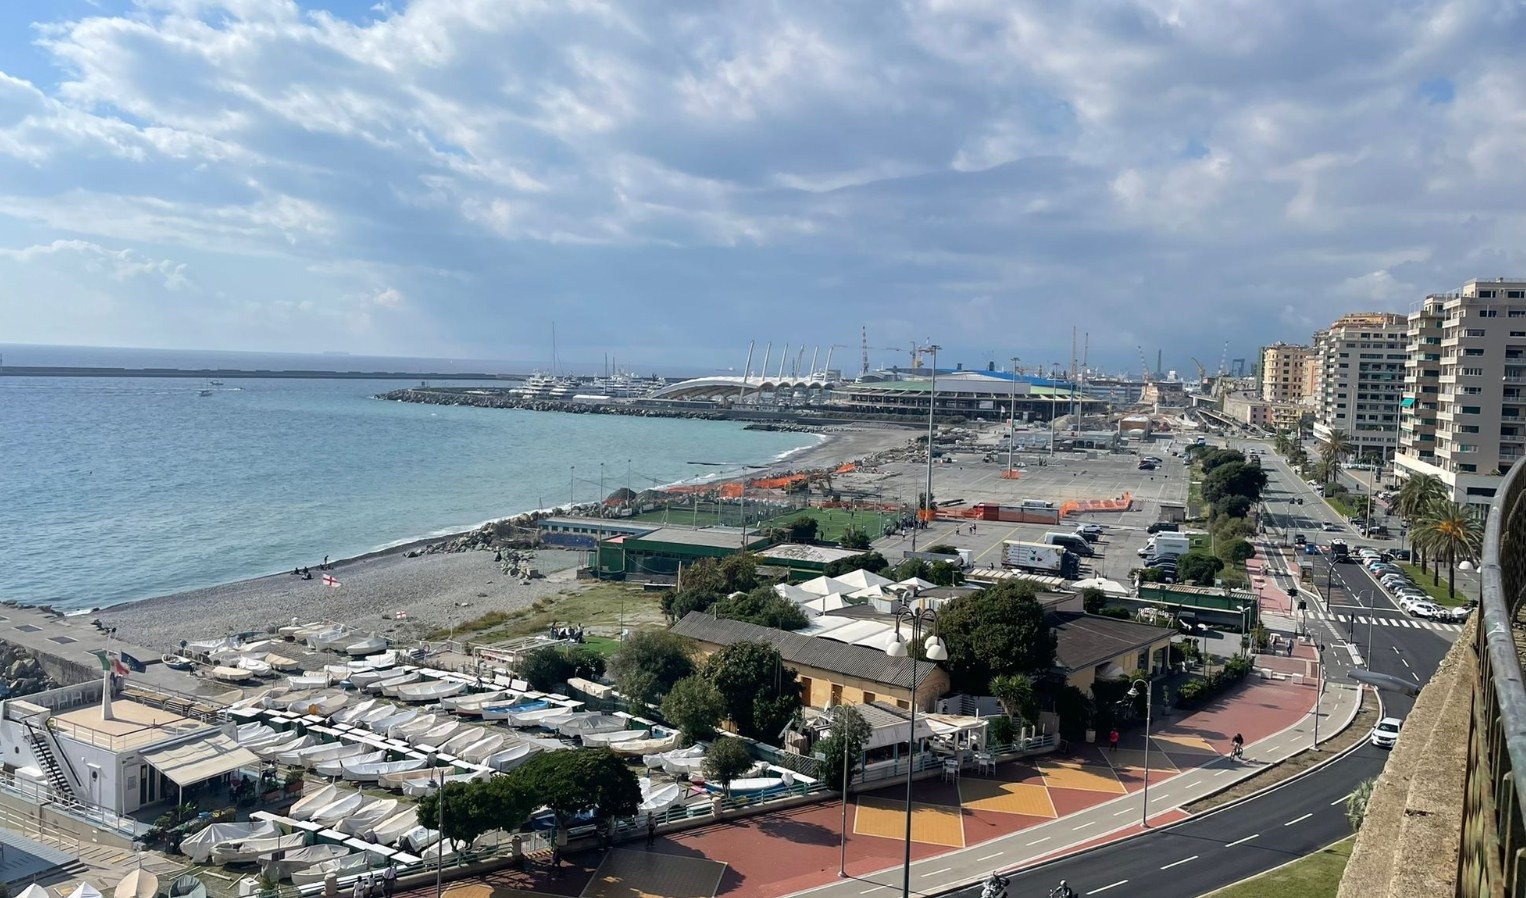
16,885,50,898
113,870,158,898
64,884,103,898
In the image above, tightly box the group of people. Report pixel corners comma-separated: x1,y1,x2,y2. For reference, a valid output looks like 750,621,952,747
347,863,397,898
289,555,333,581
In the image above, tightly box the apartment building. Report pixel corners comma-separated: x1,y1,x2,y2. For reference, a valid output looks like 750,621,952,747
1395,278,1526,510
1261,343,1315,403
1313,312,1408,465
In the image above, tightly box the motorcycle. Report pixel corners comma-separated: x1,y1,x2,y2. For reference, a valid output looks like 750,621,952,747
981,873,1009,898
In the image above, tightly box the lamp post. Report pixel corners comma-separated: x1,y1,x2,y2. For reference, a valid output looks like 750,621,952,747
1312,642,1326,750
569,465,575,510
1127,678,1153,828
912,344,941,552
426,752,444,898
884,602,948,898
824,699,853,879
1007,356,1020,477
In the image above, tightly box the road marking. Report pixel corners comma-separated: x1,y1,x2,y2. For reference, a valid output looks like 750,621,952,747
920,867,951,878
1226,833,1259,847
1413,672,1421,682
1333,792,1354,806
1160,855,1198,870
1215,769,1231,776
1026,836,1051,846
1114,808,1132,816
976,853,1002,862
1401,657,1410,667
1284,813,1313,826
860,886,885,894
1087,881,1128,895
1073,821,1096,830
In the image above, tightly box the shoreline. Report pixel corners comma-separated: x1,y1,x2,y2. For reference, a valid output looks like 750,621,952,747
95,423,917,650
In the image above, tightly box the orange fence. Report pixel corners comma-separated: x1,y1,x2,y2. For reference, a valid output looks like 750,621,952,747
1060,492,1134,516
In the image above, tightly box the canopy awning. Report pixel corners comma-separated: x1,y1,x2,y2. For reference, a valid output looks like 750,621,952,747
142,733,259,787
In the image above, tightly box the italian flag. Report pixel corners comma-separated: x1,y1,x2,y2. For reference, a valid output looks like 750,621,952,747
94,651,130,677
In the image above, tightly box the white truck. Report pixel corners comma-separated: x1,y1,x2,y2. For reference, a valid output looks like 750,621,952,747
1139,532,1190,558
1003,541,1081,578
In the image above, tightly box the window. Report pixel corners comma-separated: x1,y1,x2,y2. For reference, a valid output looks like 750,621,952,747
1461,464,1478,472
1463,369,1485,377
1479,290,1497,298
861,691,876,704
1462,406,1482,414
1480,309,1499,317
1467,328,1488,337
1509,291,1525,299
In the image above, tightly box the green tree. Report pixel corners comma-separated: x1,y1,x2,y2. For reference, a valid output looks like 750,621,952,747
1052,684,1091,742
702,737,756,797
680,557,727,596
823,552,890,577
894,558,931,581
511,748,640,826
1210,495,1252,521
713,586,809,630
927,560,964,586
839,526,872,550
519,645,606,692
990,673,1040,725
415,775,534,847
816,705,872,792
661,675,726,743
1395,474,1447,574
1202,461,1268,504
717,553,760,592
1176,551,1225,586
1346,777,1377,832
1414,500,1485,599
608,630,694,708
1319,430,1354,484
662,588,719,622
924,544,959,556
1081,587,1107,614
786,516,821,543
936,578,1056,694
703,641,803,741
1221,538,1256,564
1198,448,1246,473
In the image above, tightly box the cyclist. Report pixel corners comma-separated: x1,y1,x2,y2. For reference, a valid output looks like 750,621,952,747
1051,880,1078,898
1231,732,1245,759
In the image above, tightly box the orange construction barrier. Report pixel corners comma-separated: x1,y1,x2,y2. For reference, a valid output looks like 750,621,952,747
834,463,857,474
1061,492,1134,516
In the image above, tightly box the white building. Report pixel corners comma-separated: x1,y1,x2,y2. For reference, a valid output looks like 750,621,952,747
1313,312,1408,465
1395,279,1526,511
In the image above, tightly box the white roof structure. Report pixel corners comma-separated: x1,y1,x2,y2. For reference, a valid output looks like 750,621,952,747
1072,577,1131,596
797,575,857,596
798,615,901,652
832,569,893,591
774,583,820,605
894,576,938,590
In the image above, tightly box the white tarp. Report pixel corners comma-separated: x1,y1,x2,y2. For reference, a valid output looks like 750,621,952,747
142,734,259,788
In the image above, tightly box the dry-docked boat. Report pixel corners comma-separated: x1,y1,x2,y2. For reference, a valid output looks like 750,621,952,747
371,808,418,845
236,656,273,678
288,784,340,821
435,729,489,756
289,742,366,769
378,765,455,791
181,822,278,864
354,703,397,727
637,778,687,813
338,797,400,834
235,723,278,746
265,653,302,673
349,667,404,690
212,665,254,683
394,680,465,703
307,626,352,651
408,720,463,748
290,853,367,887
342,757,427,784
316,749,384,778
166,875,207,898
254,734,313,761
504,706,578,729
162,654,194,671
374,708,421,736
607,729,683,756
363,649,400,670
309,790,368,826
375,672,423,696
557,713,627,738
259,843,351,881
645,744,707,776
440,689,507,713
330,698,378,724
345,635,388,657
280,620,324,641
286,672,332,690
401,770,482,798
391,713,441,740
483,743,538,772
582,729,647,746
288,691,348,717
210,832,307,865
456,734,507,764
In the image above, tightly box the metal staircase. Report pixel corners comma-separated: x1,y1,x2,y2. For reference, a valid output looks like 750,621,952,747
22,720,76,800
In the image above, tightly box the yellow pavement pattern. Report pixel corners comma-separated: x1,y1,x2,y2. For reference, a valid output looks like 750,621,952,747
582,849,727,898
1105,748,1179,773
1035,758,1128,794
1150,734,1220,755
854,797,966,848
958,779,1058,817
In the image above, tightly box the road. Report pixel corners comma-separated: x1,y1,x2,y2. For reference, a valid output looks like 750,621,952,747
943,438,1454,898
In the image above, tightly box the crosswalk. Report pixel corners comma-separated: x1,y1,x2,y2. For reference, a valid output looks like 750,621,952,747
1303,609,1461,632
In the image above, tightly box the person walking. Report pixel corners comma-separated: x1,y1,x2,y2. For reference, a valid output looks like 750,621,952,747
350,876,365,898
646,813,657,848
382,864,396,898
1108,728,1119,752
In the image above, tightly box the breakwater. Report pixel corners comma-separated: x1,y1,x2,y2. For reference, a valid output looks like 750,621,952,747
375,387,874,426
0,366,510,380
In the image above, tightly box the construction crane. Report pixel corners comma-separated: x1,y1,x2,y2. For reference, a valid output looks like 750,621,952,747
1137,345,1153,383
1217,341,1229,377
1189,357,1209,386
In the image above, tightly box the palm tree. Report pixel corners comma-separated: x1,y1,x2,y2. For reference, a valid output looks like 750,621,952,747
990,673,1039,726
1394,474,1447,574
1413,500,1485,599
1319,430,1354,485
1273,430,1292,456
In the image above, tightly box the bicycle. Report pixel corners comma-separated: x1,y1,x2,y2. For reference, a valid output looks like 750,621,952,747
1231,743,1245,761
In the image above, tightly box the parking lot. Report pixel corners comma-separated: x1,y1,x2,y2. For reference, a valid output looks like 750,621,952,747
846,436,1193,583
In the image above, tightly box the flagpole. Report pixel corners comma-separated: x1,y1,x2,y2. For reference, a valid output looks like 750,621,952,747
101,629,115,722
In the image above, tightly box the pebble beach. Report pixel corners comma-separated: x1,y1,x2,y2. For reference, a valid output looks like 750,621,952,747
98,423,918,652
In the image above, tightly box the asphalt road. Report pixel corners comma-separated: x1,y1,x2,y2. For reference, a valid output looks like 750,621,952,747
942,438,1452,898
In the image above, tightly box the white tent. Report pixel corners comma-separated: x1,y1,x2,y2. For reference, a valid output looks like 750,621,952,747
65,885,104,898
16,885,51,898
832,569,892,591
894,576,938,591
796,575,856,596
1073,577,1131,596
773,583,820,605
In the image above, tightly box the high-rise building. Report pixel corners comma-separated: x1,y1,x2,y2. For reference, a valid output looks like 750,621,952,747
1312,312,1408,465
1260,343,1314,404
1395,278,1526,511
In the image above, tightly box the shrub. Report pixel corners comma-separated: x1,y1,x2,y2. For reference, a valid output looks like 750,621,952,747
1221,538,1257,564
987,716,1017,747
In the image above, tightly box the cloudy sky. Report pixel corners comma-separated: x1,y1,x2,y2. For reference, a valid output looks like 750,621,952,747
2,0,1524,375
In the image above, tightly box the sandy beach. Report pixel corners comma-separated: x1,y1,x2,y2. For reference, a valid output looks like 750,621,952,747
98,422,918,652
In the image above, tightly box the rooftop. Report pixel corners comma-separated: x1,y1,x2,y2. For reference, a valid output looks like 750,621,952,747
671,612,940,690
628,527,768,550
1050,612,1174,672
51,698,211,750
757,544,866,566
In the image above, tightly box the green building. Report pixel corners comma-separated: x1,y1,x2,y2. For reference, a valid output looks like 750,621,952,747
595,527,771,579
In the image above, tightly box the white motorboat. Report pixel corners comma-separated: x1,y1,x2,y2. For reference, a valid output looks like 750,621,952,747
582,729,647,746
265,653,302,673
237,656,274,677
440,689,507,712
349,667,403,689
338,797,400,834
390,713,440,740
259,843,351,881
261,688,313,710
456,733,507,764
289,742,366,768
113,868,159,898
255,734,313,760
235,723,278,746
354,704,398,727
211,832,307,865
371,808,419,845
166,875,207,898
290,852,367,887
646,744,707,776
401,771,481,798
162,654,194,671
374,708,421,735
307,627,352,651
436,729,490,756
364,649,400,670
557,712,627,738
280,621,324,641
395,680,466,703
342,757,426,784
375,672,423,696
181,822,278,863
186,635,242,657
331,698,378,724
212,665,254,683
402,826,440,853
505,707,577,729
323,664,355,683
638,778,687,813
378,765,455,791
408,720,463,748
286,673,331,690
483,743,538,773
609,729,682,756
289,784,340,821
309,790,368,826
291,692,349,717
346,636,388,657
316,749,385,778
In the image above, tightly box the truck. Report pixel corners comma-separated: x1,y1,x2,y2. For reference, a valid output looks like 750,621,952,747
901,548,973,570
1042,531,1094,557
1003,540,1081,578
1144,532,1190,558
1330,539,1351,562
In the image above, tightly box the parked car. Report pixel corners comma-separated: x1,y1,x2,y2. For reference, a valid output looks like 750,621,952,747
1293,534,1307,546
1410,601,1444,619
1323,523,1344,532
1146,522,1180,534
1371,717,1402,748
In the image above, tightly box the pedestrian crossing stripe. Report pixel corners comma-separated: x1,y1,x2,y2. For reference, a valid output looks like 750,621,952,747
1302,610,1460,631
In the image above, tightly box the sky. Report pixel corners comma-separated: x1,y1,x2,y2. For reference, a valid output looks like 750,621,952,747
2,1,1525,375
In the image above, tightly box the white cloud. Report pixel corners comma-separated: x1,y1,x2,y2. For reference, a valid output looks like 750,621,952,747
0,239,191,289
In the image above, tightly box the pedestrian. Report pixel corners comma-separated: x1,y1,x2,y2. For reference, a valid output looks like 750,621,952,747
646,812,656,848
323,554,330,569
1108,729,1119,752
383,864,396,898
351,876,364,898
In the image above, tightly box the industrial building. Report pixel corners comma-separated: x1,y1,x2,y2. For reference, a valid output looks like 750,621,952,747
593,527,770,578
829,370,1108,422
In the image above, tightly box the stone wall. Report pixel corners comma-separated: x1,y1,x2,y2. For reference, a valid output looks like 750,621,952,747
1337,619,1473,897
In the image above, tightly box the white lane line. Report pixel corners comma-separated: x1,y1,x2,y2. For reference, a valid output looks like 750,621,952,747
1114,808,1132,816
920,867,951,878
1401,657,1410,667
860,888,885,895
1087,881,1128,895
1160,855,1199,870
1332,792,1354,806
1413,672,1421,682
1073,821,1096,831
1285,813,1313,826
1027,836,1051,846
1215,769,1231,776
976,853,1001,862
1226,833,1259,847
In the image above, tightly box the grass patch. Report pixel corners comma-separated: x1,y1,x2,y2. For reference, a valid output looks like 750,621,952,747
1324,494,1358,519
759,506,897,544
1203,837,1353,898
1397,562,1472,607
580,635,624,658
427,582,667,642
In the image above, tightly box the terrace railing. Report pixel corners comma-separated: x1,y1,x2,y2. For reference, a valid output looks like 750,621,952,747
1459,458,1526,898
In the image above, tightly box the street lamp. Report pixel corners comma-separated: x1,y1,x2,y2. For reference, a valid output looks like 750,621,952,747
1126,678,1154,828
1312,642,1326,750
823,699,853,879
912,344,941,552
884,602,948,898
1007,356,1020,478
425,752,444,898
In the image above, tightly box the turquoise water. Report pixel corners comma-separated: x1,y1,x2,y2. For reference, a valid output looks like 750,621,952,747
0,376,814,610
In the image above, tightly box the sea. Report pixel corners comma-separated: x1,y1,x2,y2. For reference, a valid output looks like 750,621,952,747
0,344,818,611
